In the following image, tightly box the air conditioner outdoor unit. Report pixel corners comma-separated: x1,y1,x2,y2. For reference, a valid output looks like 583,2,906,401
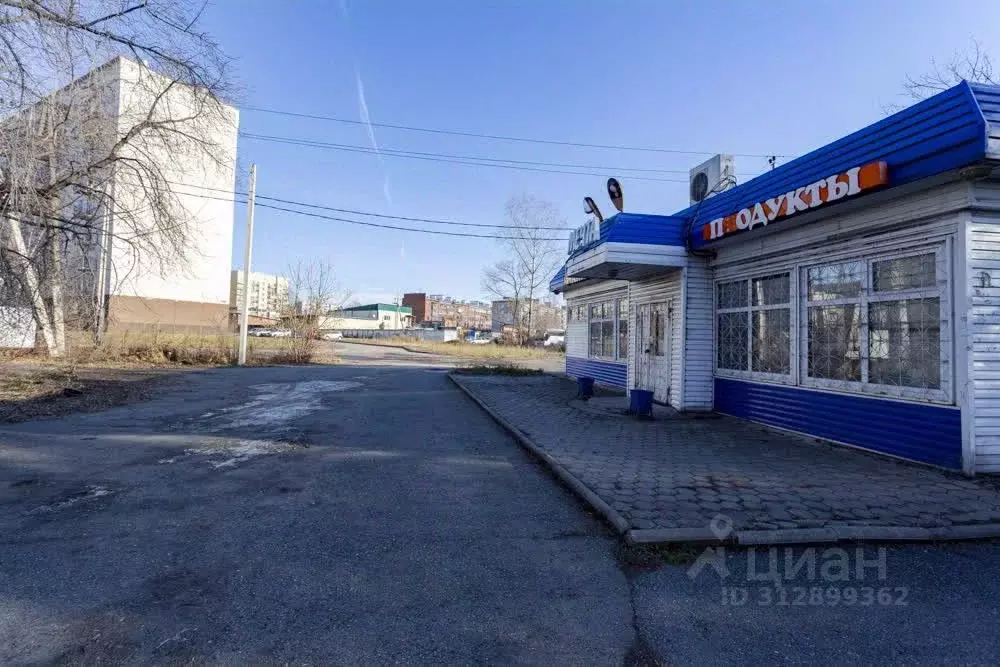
689,154,735,205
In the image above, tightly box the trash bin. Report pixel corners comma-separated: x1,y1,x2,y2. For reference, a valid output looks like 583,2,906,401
629,389,654,417
577,377,595,400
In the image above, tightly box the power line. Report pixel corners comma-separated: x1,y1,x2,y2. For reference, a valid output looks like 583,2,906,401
240,132,689,183
159,179,570,231
242,132,699,176
243,104,788,159
253,201,569,241
138,182,571,240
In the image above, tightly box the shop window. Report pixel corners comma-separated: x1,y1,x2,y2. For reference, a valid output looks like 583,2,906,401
617,299,628,360
717,274,791,374
803,250,944,395
588,300,622,359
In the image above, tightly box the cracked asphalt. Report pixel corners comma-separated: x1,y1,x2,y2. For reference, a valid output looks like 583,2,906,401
1,343,999,664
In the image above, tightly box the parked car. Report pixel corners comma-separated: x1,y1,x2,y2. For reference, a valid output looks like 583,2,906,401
269,329,292,338
543,333,565,347
464,332,491,345
320,331,344,341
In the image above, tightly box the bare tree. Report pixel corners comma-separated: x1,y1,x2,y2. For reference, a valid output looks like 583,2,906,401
283,259,349,359
481,258,523,338
0,1,237,357
482,195,565,343
888,38,996,111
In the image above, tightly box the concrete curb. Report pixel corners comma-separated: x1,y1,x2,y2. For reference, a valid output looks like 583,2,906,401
449,373,631,536
450,373,1000,548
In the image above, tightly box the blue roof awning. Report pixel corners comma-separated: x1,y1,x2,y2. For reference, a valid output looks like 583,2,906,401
684,80,1000,248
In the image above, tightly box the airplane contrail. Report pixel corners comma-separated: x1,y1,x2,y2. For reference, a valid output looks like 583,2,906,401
354,68,392,208
340,0,392,209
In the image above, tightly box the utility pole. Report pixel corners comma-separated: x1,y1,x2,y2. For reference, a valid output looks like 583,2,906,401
237,163,257,366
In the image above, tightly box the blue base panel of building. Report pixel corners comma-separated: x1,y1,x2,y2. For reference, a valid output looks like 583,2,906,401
565,357,627,389
714,378,963,469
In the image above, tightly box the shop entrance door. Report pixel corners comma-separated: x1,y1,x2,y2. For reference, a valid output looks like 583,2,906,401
634,302,670,403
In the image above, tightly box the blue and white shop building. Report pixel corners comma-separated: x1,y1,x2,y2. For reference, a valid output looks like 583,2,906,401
552,81,1000,474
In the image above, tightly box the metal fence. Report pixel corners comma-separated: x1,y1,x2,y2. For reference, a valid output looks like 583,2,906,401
339,328,458,342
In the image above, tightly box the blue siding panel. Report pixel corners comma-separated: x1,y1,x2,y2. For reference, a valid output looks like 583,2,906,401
714,378,963,469
686,81,990,248
565,357,627,389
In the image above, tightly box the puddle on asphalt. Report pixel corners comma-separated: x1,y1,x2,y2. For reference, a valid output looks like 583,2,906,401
211,380,361,429
159,438,303,469
28,485,114,514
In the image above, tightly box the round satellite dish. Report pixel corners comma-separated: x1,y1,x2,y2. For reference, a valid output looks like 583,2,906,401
690,171,710,202
607,178,624,212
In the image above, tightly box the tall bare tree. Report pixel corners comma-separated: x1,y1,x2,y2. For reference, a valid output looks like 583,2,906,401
0,1,237,356
482,195,565,342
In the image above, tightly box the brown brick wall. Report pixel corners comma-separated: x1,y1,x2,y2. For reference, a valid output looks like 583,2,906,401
106,296,230,334
402,293,428,323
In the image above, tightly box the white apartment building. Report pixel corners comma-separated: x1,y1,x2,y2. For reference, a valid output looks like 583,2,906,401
230,271,289,321
4,57,239,335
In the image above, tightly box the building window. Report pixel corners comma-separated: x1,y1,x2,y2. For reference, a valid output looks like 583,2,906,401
804,251,942,393
588,301,615,358
716,274,791,375
617,299,628,360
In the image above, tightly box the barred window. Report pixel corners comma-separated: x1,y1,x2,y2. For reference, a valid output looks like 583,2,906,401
804,251,942,392
588,301,615,358
717,274,791,375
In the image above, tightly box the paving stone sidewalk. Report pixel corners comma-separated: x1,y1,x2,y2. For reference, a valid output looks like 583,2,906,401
452,374,1000,543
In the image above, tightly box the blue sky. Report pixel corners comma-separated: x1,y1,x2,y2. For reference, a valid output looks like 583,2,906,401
203,0,1000,305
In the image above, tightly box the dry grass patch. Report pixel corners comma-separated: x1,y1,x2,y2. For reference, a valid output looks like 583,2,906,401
2,330,338,368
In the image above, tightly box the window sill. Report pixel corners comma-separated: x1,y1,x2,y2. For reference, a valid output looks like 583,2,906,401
715,369,796,385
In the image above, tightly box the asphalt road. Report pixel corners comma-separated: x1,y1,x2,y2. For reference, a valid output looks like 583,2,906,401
0,346,998,664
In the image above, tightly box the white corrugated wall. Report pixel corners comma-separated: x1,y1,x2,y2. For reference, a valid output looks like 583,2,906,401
682,259,715,410
967,216,1000,472
628,271,683,408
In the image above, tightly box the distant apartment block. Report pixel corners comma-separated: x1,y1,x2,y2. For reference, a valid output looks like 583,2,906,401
403,292,490,329
492,298,565,336
229,271,289,321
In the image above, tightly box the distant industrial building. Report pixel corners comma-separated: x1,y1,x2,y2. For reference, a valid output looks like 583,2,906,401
323,303,412,330
229,271,289,322
403,293,490,330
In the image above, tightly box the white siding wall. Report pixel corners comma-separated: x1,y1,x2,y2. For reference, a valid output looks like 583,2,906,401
628,272,682,408
710,181,971,269
566,320,588,358
683,258,715,410
967,214,1000,471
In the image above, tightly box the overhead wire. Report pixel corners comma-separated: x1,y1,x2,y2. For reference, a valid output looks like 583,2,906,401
242,104,788,159
239,132,691,183
241,132,720,176
128,181,572,240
